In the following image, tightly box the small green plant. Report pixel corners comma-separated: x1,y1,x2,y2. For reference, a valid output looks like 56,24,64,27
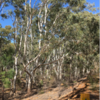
22,72,26,77
39,90,45,94
73,81,77,83
63,82,68,87
2,78,11,88
64,84,68,87
6,68,15,79
92,86,97,91
87,75,93,84
40,79,43,86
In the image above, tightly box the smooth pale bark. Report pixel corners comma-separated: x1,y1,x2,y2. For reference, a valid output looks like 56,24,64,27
54,54,58,79
82,67,85,76
86,69,90,74
30,29,33,50
19,23,23,52
29,0,33,50
23,0,32,93
38,1,48,50
25,74,28,91
77,69,80,79
59,54,64,80
75,66,77,79
54,65,59,79
38,6,43,50
46,55,50,79
19,70,22,78
44,2,48,36
59,47,62,79
13,17,18,94
75,55,78,79
24,0,28,55
27,76,32,93
52,49,56,76
26,59,32,93
39,23,42,50
46,69,49,78
57,56,60,79
69,56,72,81
13,57,18,93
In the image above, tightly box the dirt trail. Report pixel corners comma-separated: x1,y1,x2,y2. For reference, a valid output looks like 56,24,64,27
0,76,98,100
22,86,73,100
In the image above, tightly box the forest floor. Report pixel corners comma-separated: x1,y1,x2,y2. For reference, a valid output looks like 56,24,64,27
21,77,99,100
0,75,99,100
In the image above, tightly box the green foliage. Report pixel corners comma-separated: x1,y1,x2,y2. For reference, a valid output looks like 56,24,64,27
2,78,11,88
0,69,14,88
6,68,15,79
1,14,8,19
0,43,14,69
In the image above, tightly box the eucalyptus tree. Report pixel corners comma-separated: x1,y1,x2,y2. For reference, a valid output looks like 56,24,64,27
6,0,26,94
21,1,92,93
19,0,89,93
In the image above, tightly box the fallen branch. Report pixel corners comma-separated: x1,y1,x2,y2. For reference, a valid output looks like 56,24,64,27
59,83,87,100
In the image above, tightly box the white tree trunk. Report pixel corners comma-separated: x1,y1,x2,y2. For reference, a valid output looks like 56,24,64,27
19,23,23,52
58,57,60,79
44,2,48,36
13,17,18,94
19,70,22,78
82,67,85,75
86,69,90,74
13,57,18,93
24,0,28,54
38,8,43,50
46,69,49,78
69,58,72,81
29,0,33,50
27,76,31,93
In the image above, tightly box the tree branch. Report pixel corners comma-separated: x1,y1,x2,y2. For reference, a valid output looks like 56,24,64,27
33,53,68,74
